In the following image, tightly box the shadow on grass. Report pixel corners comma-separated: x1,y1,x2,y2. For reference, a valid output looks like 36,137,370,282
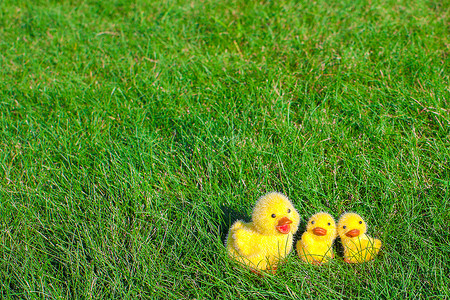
293,219,307,243
334,236,345,258
218,205,249,244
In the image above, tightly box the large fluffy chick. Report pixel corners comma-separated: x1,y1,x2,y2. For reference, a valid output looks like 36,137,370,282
226,192,300,272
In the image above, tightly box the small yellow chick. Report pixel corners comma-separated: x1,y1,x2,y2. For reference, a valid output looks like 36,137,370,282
337,212,382,263
226,192,300,272
296,212,337,264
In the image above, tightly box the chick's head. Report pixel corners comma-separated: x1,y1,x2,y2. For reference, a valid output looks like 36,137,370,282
306,212,337,240
252,192,300,236
337,212,367,238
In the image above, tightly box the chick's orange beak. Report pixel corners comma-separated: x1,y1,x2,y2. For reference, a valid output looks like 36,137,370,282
276,217,292,234
312,227,327,236
345,229,360,238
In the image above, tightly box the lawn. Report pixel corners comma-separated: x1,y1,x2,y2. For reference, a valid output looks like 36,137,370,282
1,0,449,298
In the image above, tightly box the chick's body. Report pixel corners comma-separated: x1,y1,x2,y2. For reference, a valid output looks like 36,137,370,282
226,192,300,271
337,213,382,263
296,212,337,264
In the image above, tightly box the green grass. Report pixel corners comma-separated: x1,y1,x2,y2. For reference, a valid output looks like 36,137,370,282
1,0,449,298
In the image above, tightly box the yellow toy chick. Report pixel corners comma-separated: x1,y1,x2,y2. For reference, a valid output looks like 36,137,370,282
337,212,382,263
226,192,300,272
296,212,337,264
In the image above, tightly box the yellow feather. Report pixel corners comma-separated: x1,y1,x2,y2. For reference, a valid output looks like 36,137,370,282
296,212,337,264
337,212,382,263
225,192,300,271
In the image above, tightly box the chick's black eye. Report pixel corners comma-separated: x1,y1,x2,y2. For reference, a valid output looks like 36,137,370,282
288,209,291,213
359,221,362,224
271,214,276,218
328,223,331,226
311,221,315,224
343,226,347,229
